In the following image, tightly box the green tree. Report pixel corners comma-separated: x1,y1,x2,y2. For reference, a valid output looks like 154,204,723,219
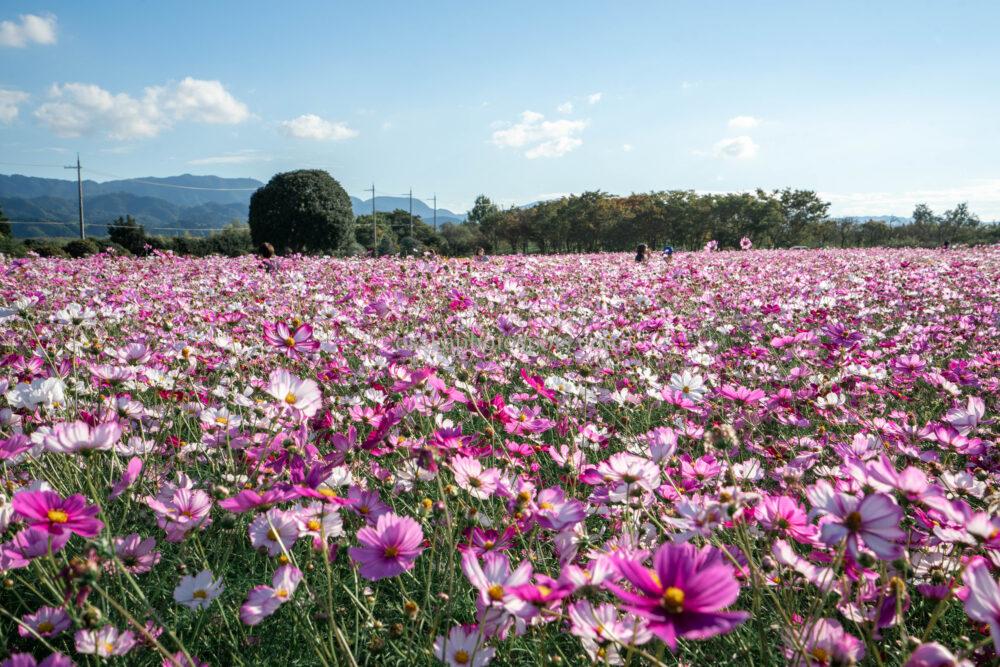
0,203,10,238
248,170,354,254
108,215,149,255
467,195,502,250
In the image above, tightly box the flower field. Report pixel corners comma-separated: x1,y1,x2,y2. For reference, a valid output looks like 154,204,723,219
0,247,998,666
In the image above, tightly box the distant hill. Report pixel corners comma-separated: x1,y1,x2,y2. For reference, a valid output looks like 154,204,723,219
349,196,465,224
0,173,466,238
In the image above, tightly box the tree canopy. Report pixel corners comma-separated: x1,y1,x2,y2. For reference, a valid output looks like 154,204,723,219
248,170,355,254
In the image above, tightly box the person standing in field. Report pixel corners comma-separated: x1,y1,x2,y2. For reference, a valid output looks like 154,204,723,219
258,242,277,273
635,244,649,263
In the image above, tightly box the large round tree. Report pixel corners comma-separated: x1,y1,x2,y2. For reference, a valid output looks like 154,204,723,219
248,170,354,254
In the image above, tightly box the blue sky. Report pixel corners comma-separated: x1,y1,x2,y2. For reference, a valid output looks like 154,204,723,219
1,1,999,217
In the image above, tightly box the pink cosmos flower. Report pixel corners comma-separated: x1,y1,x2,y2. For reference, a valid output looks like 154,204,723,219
75,625,136,657
461,551,535,631
12,490,104,538
109,456,143,500
248,508,301,557
605,542,749,650
347,485,392,524
758,495,818,545
349,512,425,581
433,625,495,667
263,320,320,359
265,369,322,418
45,420,122,453
716,385,766,405
113,533,161,574
820,492,905,560
785,618,864,666
596,452,661,492
904,642,971,667
568,600,652,664
961,559,1000,651
18,605,71,638
240,565,304,625
145,488,212,542
0,527,70,569
740,236,753,250
452,455,501,499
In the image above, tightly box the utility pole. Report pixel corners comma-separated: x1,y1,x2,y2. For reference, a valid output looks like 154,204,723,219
433,194,437,232
408,188,413,237
368,183,376,254
64,154,84,239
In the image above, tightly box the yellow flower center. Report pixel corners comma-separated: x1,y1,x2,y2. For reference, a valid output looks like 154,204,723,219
284,337,296,348
483,540,495,549
284,392,297,405
539,501,554,510
844,511,863,532
454,650,470,665
275,587,289,599
319,488,338,498
47,509,69,524
215,416,229,425
469,477,482,488
537,584,552,597
267,528,279,541
38,621,55,633
307,519,322,531
809,647,829,662
359,505,370,515
384,545,399,558
103,642,115,654
487,584,505,601
662,586,685,614
193,589,208,599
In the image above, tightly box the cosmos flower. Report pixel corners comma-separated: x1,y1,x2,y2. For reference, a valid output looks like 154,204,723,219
820,492,905,560
349,512,425,580
173,570,224,610
12,490,104,538
75,625,137,657
240,565,304,625
265,369,322,418
433,625,495,666
264,320,320,359
18,606,71,638
605,542,748,650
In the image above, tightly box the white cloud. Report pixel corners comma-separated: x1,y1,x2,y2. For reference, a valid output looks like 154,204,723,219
622,143,633,152
0,13,56,48
0,88,29,123
280,114,358,141
556,101,573,114
712,136,758,159
587,92,603,105
161,78,249,124
728,115,761,129
33,78,249,140
491,110,587,159
823,179,1000,218
188,149,271,165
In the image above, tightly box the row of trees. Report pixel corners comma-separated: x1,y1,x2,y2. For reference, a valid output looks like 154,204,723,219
2,169,998,258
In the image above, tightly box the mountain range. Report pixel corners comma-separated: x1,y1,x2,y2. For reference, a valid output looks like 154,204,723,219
0,173,465,239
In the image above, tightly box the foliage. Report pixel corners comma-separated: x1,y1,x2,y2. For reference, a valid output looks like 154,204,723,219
62,238,101,258
248,170,355,254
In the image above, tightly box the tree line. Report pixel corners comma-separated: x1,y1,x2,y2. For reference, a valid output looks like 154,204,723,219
1,170,997,258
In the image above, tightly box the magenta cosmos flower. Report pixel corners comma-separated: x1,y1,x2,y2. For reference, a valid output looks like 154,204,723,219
12,490,103,538
606,542,748,650
349,512,425,581
820,492,905,560
962,559,1000,651
263,320,320,359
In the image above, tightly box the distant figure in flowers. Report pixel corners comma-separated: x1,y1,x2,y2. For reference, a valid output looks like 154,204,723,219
634,244,649,263
474,247,490,263
258,242,277,273
662,244,674,260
